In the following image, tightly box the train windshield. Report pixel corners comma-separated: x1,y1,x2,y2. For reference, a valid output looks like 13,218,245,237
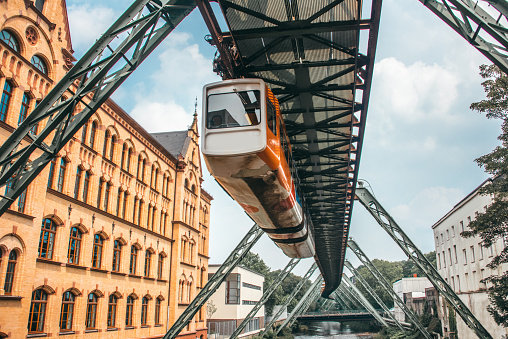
207,90,261,129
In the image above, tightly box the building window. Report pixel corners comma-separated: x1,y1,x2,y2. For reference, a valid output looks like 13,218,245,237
144,250,152,277
28,289,48,333
34,0,45,12
38,218,56,259
112,240,121,272
138,200,143,225
109,135,116,161
19,92,30,125
453,245,458,264
104,182,111,212
122,192,128,219
92,234,104,268
67,227,82,264
116,189,122,216
442,251,446,268
89,121,97,149
157,254,164,279
225,273,240,304
85,292,99,329
470,245,475,262
0,30,20,52
479,243,484,260
74,167,82,199
126,295,135,326
129,246,138,275
57,159,67,192
31,55,48,75
437,253,441,269
81,123,88,144
107,294,118,328
451,226,455,237
155,297,162,325
133,197,139,223
121,144,128,170
17,188,26,213
448,248,452,266
97,179,104,209
463,249,467,264
83,171,90,203
141,296,149,326
1,81,13,122
460,221,464,232
103,130,111,157
4,250,17,294
59,291,75,331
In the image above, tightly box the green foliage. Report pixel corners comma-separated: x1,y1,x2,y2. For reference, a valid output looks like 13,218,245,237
241,252,271,276
464,64,508,327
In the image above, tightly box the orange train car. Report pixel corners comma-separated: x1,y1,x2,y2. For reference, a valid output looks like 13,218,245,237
201,78,315,258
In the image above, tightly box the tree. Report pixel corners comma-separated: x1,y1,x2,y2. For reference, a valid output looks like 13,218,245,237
240,252,271,276
463,64,508,327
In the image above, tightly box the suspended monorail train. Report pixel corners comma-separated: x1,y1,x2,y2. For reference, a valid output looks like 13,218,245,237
201,78,315,258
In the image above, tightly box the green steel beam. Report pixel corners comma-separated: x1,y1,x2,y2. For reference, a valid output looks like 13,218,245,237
356,186,493,339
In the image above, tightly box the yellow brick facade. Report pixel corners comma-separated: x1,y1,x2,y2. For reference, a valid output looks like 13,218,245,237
0,1,212,338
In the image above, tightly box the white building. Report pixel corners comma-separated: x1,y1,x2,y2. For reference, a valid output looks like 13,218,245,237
208,265,265,338
393,277,433,322
432,178,508,338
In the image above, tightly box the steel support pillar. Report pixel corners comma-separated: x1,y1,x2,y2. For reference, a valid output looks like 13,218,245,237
348,238,432,339
275,276,323,335
345,260,405,331
338,283,363,310
356,186,493,339
330,292,349,310
260,262,318,336
0,0,198,216
286,284,322,329
418,0,508,74
342,274,389,327
230,258,300,339
162,224,263,339
331,289,355,310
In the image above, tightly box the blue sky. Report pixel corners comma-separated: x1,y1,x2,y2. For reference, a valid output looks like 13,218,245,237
66,0,502,277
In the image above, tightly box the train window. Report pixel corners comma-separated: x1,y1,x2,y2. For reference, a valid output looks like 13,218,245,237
207,90,261,129
266,99,277,135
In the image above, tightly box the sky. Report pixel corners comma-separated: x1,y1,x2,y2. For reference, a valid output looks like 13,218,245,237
65,0,502,278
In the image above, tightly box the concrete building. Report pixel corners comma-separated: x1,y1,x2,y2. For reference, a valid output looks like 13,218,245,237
207,265,264,338
393,277,433,322
432,178,508,338
0,1,212,338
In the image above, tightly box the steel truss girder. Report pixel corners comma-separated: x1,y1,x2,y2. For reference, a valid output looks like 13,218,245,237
260,263,318,337
342,274,389,327
419,0,508,74
245,58,361,72
338,283,363,310
0,0,198,215
330,291,350,310
287,282,322,330
345,260,405,331
347,238,434,339
356,187,493,339
163,224,264,339
275,275,323,335
230,258,301,339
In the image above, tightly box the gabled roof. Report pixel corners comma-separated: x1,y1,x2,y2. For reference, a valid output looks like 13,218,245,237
151,131,189,158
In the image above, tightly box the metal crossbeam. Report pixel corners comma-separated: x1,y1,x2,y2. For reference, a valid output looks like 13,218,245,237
419,0,508,73
162,224,263,339
347,238,432,339
356,186,493,339
330,292,349,310
275,276,323,335
345,260,405,331
260,263,318,336
338,283,364,310
230,258,301,339
342,274,389,327
0,0,198,215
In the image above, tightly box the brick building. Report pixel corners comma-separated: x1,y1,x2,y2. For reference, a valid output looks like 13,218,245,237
0,1,212,338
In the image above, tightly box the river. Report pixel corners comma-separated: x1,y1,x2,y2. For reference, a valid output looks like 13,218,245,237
293,321,376,339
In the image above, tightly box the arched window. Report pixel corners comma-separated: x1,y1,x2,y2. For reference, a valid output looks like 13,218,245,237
155,297,163,325
103,130,111,157
74,167,82,199
83,171,90,203
157,253,164,279
19,92,30,125
81,123,88,144
59,291,76,331
107,294,118,328
191,184,196,194
184,179,189,189
141,296,149,325
112,240,121,272
28,289,48,333
1,30,20,52
17,188,27,213
129,246,138,274
34,0,45,12
109,135,116,161
97,179,104,209
38,218,56,259
67,227,82,264
89,121,97,149
104,182,112,212
85,292,99,329
127,147,132,172
122,192,128,219
137,155,143,180
92,234,104,268
30,55,47,75
3,250,17,294
144,250,152,277
0,80,13,122
57,158,67,193
126,295,135,326
47,157,56,189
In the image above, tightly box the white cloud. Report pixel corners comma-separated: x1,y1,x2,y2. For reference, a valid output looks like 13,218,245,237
130,100,193,133
67,4,117,53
